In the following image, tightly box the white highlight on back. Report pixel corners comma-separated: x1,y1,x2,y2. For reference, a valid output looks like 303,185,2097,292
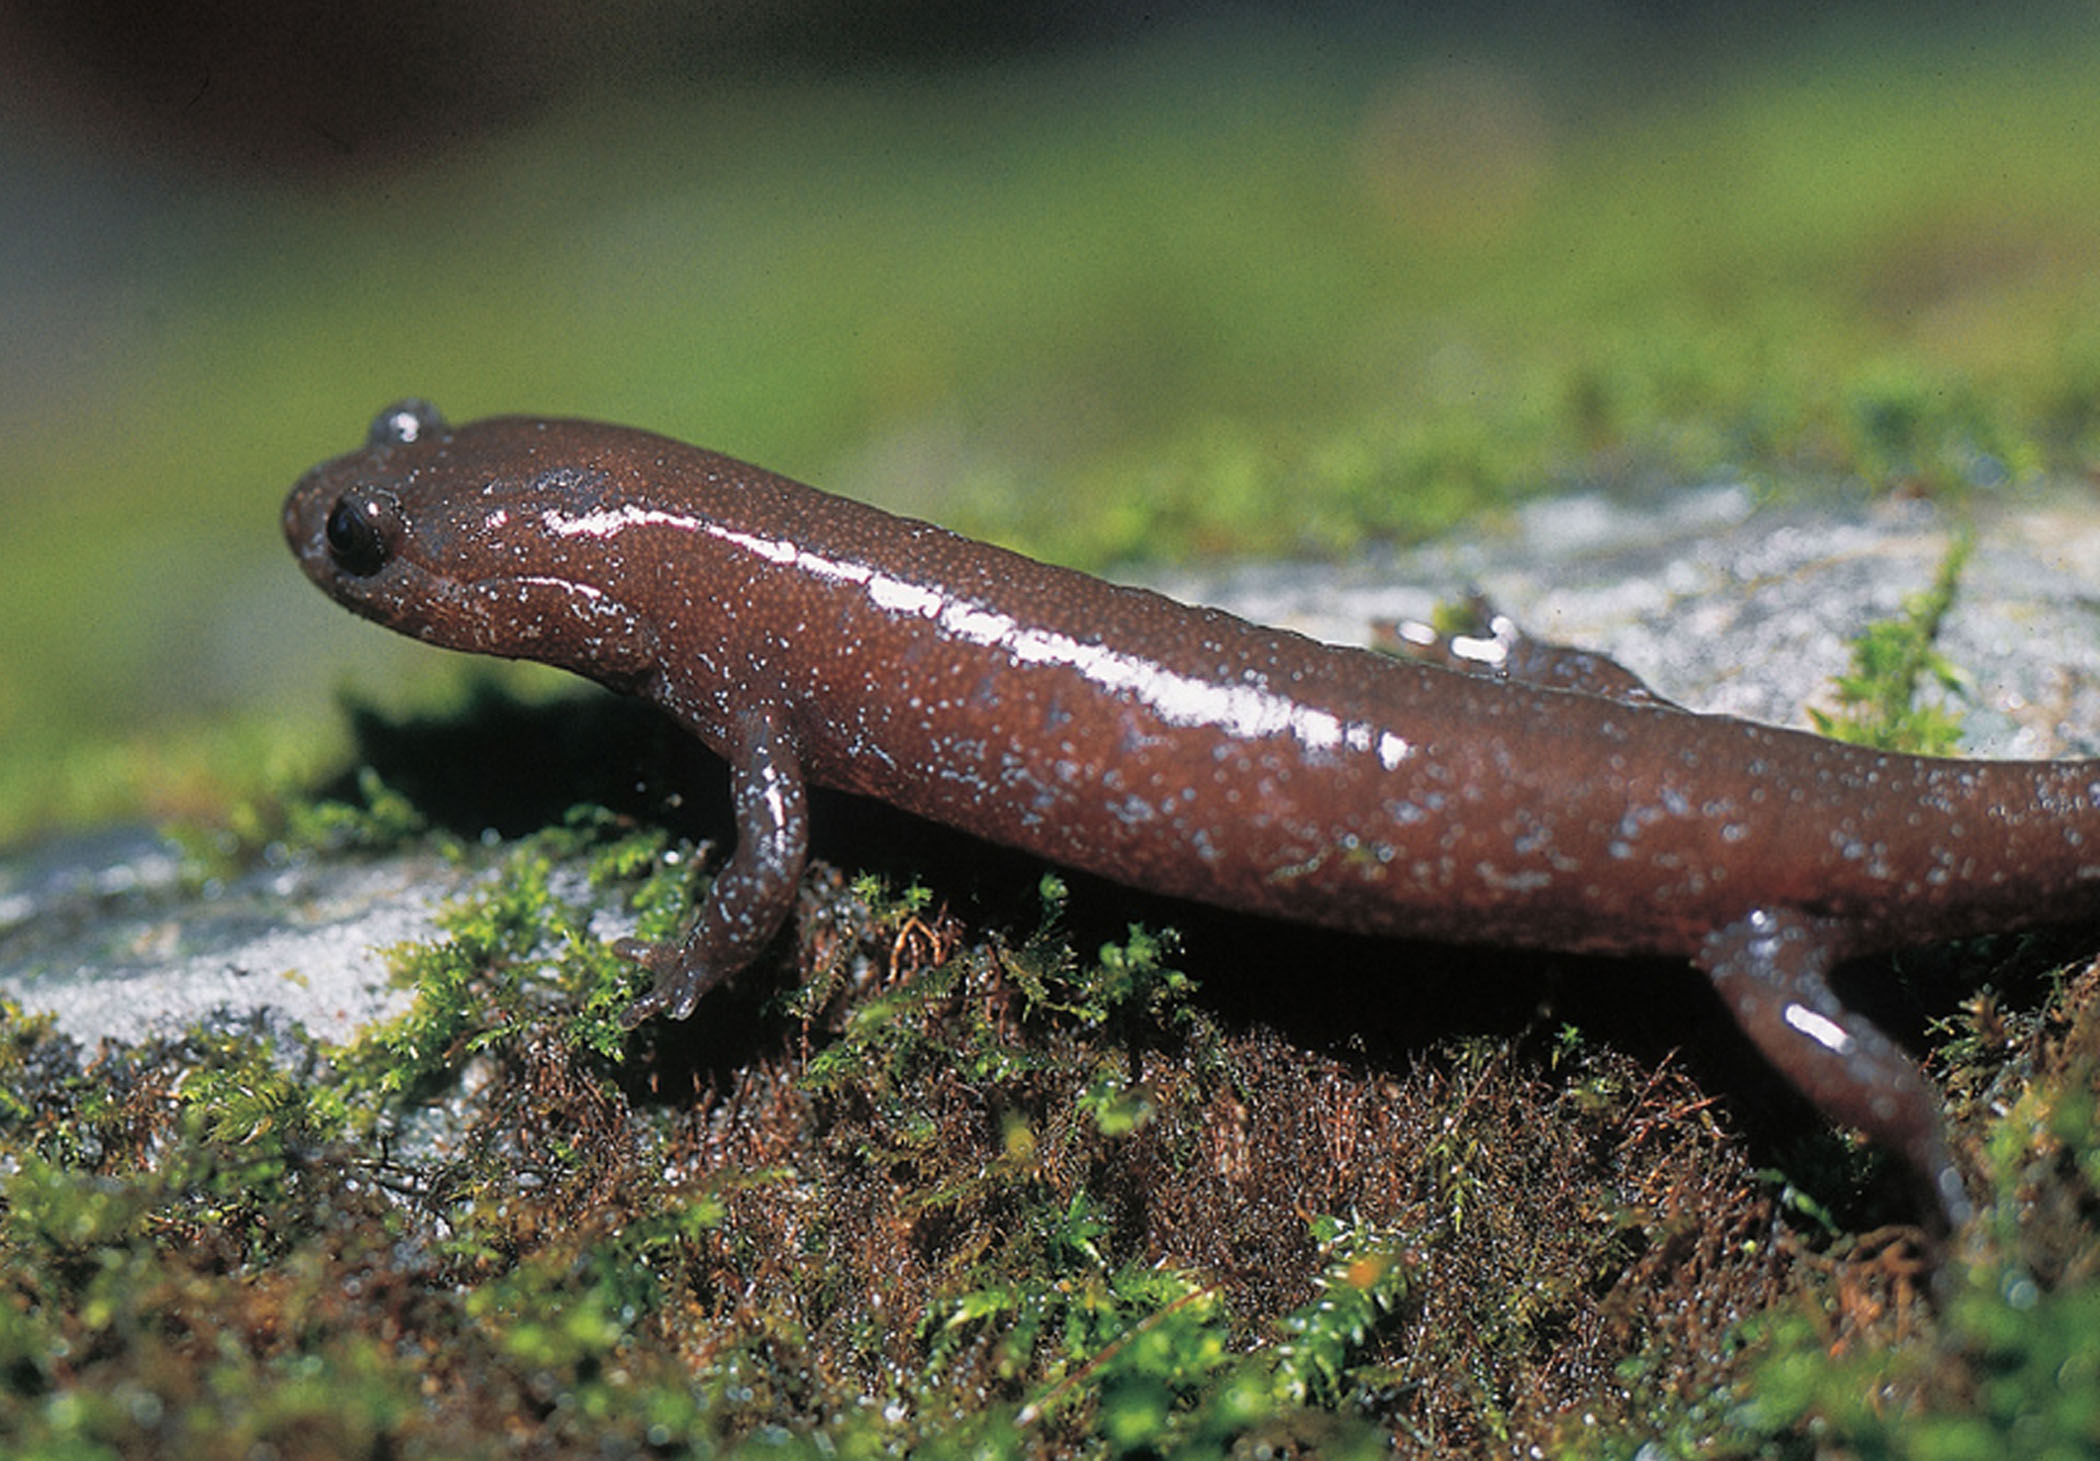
540,502,1415,763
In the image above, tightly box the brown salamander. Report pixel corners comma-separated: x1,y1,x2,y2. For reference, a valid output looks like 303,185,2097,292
285,401,2100,1229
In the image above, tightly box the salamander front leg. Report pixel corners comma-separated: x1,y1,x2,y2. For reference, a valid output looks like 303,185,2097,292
618,711,811,1028
1697,907,1972,1232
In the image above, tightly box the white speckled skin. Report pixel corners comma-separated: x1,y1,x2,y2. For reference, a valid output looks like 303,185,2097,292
286,402,2100,1231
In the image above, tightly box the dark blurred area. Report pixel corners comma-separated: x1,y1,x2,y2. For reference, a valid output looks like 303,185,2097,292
1,0,1903,179
0,0,1144,175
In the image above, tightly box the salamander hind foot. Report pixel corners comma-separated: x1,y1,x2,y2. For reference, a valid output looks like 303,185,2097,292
1373,592,1679,708
1697,907,1973,1235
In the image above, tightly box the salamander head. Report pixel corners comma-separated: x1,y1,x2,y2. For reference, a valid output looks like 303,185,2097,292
283,401,661,686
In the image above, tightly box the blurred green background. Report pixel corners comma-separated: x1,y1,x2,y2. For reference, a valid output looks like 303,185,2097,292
5,0,2100,843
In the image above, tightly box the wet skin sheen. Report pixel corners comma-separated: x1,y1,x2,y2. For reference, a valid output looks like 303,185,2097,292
286,401,2100,1230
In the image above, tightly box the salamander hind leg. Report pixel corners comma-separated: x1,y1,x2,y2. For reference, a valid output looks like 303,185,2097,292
1374,592,1679,708
618,712,812,1028
1696,907,1973,1233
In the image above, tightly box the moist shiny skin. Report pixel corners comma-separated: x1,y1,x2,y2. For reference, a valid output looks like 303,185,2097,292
287,401,2100,1230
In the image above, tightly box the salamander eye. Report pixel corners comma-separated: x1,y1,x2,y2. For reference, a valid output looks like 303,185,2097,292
325,495,394,576
367,399,445,448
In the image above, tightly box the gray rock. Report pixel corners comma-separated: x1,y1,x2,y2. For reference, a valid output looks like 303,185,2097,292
0,831,467,1046
1141,482,2100,757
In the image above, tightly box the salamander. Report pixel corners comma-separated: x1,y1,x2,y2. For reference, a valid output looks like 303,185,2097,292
284,400,2100,1230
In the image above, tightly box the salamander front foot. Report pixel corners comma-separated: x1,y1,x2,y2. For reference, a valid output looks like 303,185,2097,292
616,709,812,1031
614,936,725,1028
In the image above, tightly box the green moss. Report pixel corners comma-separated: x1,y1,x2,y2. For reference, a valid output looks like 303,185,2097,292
0,721,1891,1452
315,806,685,1103
1270,1218,1416,1410
277,766,431,856
5,784,2092,1453
1809,534,1973,753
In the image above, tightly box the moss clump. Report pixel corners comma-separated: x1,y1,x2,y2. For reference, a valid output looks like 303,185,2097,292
5,703,2097,1453
1809,534,1974,755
